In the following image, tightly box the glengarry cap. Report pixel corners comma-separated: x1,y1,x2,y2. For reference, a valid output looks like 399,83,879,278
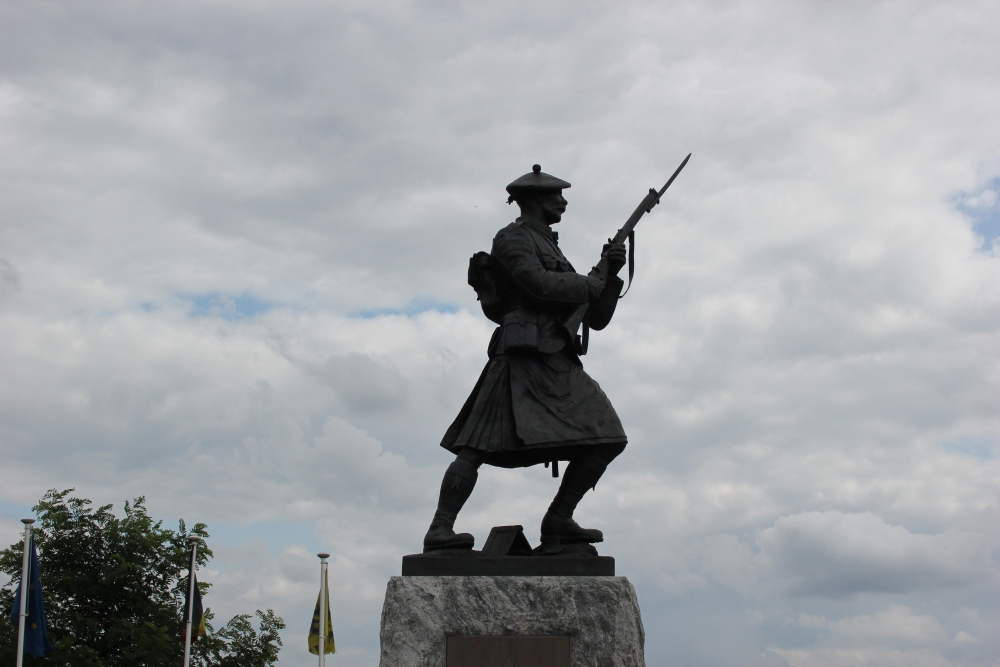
506,164,571,203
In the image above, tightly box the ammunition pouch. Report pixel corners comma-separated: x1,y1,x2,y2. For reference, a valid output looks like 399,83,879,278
502,309,539,351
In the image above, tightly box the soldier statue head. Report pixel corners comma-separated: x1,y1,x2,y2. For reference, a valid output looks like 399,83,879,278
506,164,571,224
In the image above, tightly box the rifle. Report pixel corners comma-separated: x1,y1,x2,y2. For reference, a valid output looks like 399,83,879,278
566,152,691,354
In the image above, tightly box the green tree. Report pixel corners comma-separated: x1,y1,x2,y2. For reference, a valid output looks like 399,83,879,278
1,489,284,667
194,610,285,667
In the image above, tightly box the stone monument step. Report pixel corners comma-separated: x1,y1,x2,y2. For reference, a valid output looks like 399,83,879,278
379,575,645,666
402,550,615,576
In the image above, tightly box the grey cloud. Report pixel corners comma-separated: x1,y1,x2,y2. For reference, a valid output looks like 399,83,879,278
757,512,992,597
0,258,19,298
313,353,408,413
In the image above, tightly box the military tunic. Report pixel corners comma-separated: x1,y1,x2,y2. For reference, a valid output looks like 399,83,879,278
440,217,627,468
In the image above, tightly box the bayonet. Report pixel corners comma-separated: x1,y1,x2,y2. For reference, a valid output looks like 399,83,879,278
565,153,691,353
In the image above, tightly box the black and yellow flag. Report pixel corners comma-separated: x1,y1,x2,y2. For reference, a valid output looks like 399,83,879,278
182,573,206,643
308,571,335,655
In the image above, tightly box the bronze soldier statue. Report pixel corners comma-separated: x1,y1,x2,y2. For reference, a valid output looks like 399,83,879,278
423,164,630,553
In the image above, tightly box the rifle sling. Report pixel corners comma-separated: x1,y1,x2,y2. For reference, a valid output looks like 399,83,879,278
619,229,635,299
578,229,634,356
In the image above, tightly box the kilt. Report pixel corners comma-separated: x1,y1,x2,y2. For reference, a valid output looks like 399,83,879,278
440,347,627,468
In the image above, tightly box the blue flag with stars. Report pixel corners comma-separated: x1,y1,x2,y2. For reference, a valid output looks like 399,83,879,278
10,536,54,658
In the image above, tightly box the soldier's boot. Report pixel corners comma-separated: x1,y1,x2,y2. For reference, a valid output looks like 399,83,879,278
423,459,479,552
540,455,608,550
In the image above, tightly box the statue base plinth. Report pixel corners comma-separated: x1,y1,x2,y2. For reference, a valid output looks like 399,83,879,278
378,576,645,667
404,525,614,576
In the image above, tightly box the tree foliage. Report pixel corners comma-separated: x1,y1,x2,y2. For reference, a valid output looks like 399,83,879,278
195,610,285,667
1,489,284,667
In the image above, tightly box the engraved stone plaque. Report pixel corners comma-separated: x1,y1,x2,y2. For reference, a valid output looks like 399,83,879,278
446,635,571,667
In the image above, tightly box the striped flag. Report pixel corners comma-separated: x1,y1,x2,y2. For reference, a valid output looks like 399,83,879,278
182,573,206,643
308,571,335,655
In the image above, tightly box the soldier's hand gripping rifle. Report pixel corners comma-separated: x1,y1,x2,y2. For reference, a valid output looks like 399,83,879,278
566,152,691,354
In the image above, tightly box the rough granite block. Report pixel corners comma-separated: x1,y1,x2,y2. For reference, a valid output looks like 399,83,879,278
379,576,645,667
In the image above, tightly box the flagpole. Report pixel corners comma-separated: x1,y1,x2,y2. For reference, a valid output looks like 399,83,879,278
317,553,329,667
183,536,203,667
15,519,34,667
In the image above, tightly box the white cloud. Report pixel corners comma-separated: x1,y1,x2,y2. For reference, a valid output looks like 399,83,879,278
776,605,986,667
795,605,948,643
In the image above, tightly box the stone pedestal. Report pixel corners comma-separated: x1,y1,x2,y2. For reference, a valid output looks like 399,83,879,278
379,576,645,667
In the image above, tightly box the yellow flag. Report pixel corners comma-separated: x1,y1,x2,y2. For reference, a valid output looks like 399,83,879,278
183,573,207,643
308,571,335,655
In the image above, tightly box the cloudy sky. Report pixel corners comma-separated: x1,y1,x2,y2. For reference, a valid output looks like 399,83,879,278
1,1,998,665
